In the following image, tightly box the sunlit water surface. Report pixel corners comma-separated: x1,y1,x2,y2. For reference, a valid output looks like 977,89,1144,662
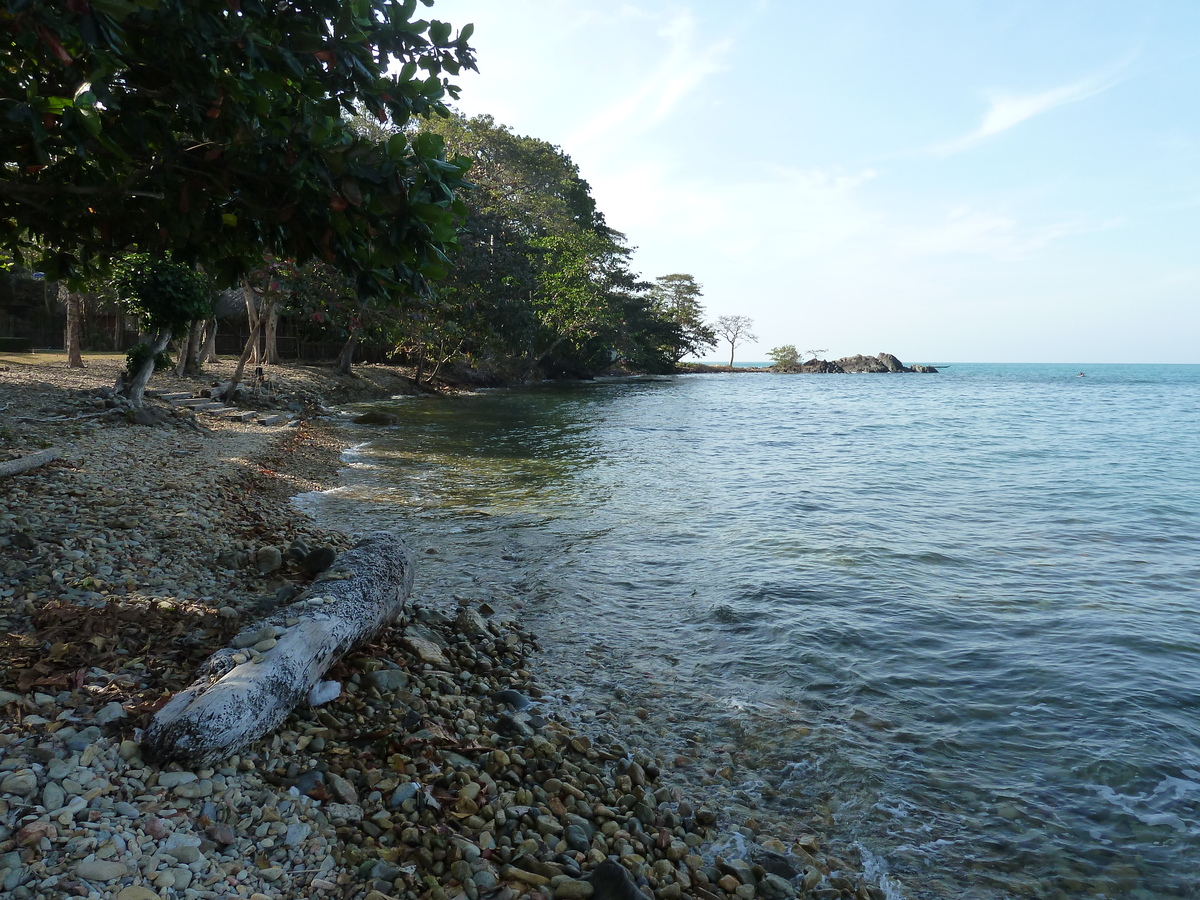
297,364,1200,900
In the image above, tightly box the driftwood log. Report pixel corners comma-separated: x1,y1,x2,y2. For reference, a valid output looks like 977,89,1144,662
143,532,413,766
0,448,63,477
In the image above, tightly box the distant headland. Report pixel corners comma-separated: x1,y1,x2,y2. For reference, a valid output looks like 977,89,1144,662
680,352,939,374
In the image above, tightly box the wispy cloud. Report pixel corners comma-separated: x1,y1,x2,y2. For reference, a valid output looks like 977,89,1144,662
566,10,731,148
934,52,1138,155
894,207,1124,260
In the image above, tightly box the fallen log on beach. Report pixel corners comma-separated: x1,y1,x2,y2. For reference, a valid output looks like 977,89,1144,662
143,531,414,766
0,447,63,477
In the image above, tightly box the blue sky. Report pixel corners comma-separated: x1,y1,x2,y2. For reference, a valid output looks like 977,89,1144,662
431,1,1200,363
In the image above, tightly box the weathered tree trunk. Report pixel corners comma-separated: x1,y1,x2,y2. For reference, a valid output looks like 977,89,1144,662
184,319,205,375
243,282,261,367
0,448,63,477
62,284,84,368
120,329,172,407
263,302,280,365
201,317,219,363
143,532,413,766
338,326,359,376
223,313,266,402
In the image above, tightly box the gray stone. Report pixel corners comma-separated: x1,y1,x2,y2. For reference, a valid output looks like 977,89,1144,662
157,771,198,788
756,874,796,900
285,822,312,846
455,605,490,639
390,783,419,808
1,771,37,797
366,668,409,692
255,546,283,574
95,701,128,725
326,771,358,804
75,859,128,882
565,824,592,854
0,690,23,705
41,782,65,812
325,803,364,822
65,726,102,752
162,832,202,863
174,779,213,799
556,879,595,899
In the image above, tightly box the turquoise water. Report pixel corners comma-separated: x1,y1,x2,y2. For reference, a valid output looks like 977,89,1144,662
299,364,1200,899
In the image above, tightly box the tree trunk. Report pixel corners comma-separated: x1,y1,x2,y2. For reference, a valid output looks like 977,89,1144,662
184,318,205,375
0,448,63,478
223,313,266,402
338,327,359,376
243,282,261,367
200,317,219,363
62,284,84,368
728,344,735,368
121,329,172,407
264,302,280,365
173,332,189,376
143,532,414,766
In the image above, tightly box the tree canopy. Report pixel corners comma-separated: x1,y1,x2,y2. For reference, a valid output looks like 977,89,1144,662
1,0,476,295
648,273,716,362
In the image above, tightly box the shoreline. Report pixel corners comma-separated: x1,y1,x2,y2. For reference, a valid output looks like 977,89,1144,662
0,356,877,900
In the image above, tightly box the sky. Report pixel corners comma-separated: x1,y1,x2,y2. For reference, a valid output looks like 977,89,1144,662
428,1,1200,363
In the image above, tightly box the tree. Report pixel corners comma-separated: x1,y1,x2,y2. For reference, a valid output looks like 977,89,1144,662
110,255,215,406
767,345,800,368
648,274,717,363
1,0,476,307
714,315,758,368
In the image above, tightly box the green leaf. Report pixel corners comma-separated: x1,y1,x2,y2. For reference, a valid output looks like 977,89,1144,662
222,214,238,227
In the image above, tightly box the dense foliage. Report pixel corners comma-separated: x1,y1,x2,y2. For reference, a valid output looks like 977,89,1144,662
767,344,800,367
408,113,687,378
1,0,475,295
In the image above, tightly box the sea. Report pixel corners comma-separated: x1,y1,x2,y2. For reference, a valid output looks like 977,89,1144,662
296,363,1200,900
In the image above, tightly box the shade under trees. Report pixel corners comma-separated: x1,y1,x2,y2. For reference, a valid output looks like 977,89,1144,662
1,0,476,300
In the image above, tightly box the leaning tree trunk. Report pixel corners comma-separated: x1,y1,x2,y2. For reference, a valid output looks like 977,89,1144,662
143,532,413,766
120,329,172,407
337,326,359,376
62,285,84,368
223,313,266,402
243,282,261,367
200,317,219,363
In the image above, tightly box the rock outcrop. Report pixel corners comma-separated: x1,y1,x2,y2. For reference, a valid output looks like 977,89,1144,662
773,353,938,374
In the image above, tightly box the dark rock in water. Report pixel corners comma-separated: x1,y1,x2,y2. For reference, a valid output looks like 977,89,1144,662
750,848,801,879
352,411,399,426
877,352,907,372
584,860,645,900
492,689,532,710
911,363,939,373
802,359,845,373
835,354,890,373
301,546,337,574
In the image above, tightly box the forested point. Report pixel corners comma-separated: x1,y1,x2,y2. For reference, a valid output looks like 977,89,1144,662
1,0,727,396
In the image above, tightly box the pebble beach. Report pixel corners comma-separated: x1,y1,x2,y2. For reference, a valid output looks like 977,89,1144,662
0,355,875,900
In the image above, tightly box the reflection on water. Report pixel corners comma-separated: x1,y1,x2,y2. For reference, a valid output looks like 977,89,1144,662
298,366,1200,900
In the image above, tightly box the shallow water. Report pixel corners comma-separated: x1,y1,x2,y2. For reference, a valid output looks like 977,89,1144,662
298,364,1200,899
